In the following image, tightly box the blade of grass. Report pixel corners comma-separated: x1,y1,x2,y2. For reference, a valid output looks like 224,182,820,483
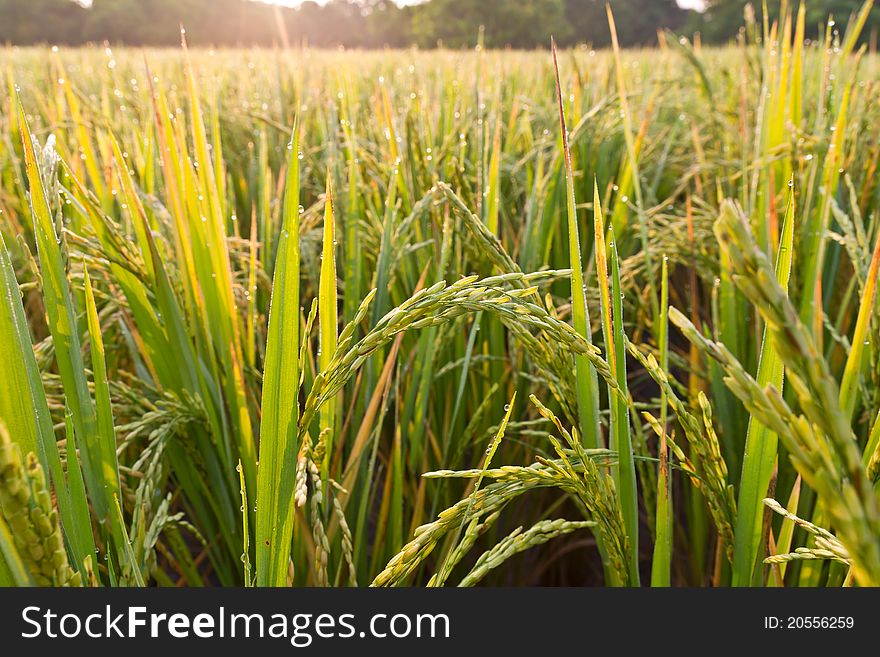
840,226,880,423
17,97,118,559
255,121,301,587
594,180,639,585
319,173,339,487
732,184,795,587
83,267,122,511
82,266,130,569
111,495,144,586
651,254,671,586
0,230,95,569
607,5,658,328
608,224,639,586
799,87,849,336
552,39,601,450
238,460,252,586
551,41,602,448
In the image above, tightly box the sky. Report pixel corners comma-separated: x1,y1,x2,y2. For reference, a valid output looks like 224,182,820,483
677,0,706,8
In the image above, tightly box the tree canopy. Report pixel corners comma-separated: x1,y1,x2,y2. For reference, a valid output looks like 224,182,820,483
0,0,876,48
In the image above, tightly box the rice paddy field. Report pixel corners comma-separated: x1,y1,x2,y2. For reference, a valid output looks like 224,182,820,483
1,3,880,588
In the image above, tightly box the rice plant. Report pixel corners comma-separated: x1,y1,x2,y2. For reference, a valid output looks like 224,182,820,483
1,1,879,587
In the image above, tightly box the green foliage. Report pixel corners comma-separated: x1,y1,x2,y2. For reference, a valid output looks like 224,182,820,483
0,0,691,49
694,0,880,43
0,3,879,588
565,0,688,47
411,0,571,48
0,0,86,45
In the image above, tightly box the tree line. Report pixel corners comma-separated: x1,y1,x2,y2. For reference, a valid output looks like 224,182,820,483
1,0,877,48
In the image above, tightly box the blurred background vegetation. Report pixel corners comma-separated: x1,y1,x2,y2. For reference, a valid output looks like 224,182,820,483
1,0,877,49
